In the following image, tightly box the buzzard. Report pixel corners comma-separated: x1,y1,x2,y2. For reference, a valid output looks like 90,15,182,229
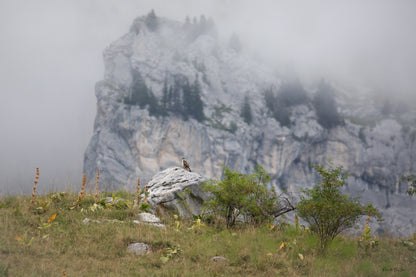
182,157,192,172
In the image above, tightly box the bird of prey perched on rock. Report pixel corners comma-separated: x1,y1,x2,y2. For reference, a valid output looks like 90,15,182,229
182,157,192,172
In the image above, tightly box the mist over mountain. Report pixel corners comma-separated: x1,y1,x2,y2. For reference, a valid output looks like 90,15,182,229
82,11,416,235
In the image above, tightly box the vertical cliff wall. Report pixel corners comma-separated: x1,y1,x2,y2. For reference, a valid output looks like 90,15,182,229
84,13,416,235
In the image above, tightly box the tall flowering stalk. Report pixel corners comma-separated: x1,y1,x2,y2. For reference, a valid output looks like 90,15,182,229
30,167,39,210
78,174,86,204
142,184,149,203
95,169,100,204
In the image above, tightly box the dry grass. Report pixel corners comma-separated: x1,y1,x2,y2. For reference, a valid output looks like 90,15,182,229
0,191,415,276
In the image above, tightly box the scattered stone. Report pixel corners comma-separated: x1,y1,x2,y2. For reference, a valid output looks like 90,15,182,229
138,212,161,223
103,219,123,224
82,218,101,224
82,218,123,224
210,256,227,263
127,242,151,256
133,219,166,228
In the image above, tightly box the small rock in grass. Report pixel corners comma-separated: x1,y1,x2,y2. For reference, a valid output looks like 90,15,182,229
133,219,166,228
82,218,101,224
210,256,227,263
137,212,161,223
127,242,151,256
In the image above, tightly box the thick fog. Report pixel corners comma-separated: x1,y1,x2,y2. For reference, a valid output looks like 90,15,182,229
1,0,415,194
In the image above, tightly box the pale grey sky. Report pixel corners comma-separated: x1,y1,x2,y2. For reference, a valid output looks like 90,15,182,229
0,0,415,193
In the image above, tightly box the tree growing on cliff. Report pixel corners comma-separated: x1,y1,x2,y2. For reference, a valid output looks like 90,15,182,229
147,88,163,117
125,70,163,117
126,70,149,108
313,81,344,129
278,80,309,106
263,81,308,128
178,75,204,122
264,88,291,127
181,79,192,121
296,162,381,251
170,77,183,116
145,9,159,32
240,95,252,124
189,77,204,121
161,76,170,114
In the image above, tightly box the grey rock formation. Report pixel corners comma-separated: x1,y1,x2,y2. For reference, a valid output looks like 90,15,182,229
84,13,416,235
144,167,207,217
127,242,151,256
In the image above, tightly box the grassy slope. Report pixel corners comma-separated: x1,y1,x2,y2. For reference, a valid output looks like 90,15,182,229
0,191,415,276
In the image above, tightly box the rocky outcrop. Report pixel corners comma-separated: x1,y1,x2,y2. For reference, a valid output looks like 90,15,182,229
144,167,207,217
84,13,416,235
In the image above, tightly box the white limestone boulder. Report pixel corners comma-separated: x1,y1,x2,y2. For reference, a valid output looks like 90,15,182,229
144,167,208,217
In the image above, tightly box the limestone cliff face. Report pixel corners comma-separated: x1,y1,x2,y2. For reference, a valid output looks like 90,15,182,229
84,14,416,235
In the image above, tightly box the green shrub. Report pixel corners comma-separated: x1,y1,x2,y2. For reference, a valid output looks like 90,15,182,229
296,162,381,251
203,166,295,228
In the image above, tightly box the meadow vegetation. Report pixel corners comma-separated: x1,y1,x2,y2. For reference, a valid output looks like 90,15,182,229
0,166,415,276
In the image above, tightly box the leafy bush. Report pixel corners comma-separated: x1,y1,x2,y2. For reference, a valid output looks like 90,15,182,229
296,162,381,251
203,166,295,228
